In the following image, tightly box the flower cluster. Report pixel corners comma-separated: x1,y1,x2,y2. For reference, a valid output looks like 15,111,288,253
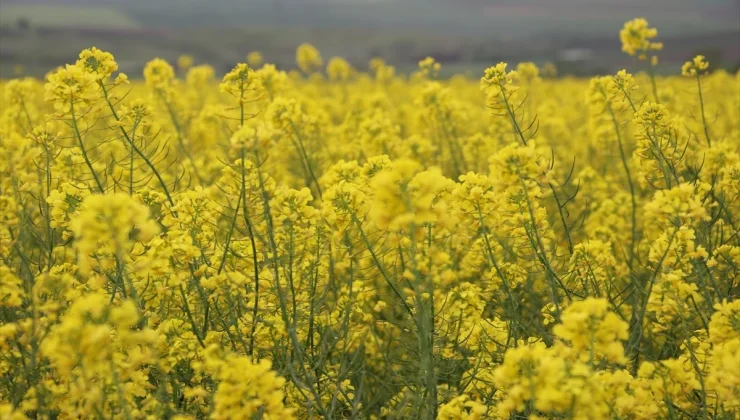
619,18,663,60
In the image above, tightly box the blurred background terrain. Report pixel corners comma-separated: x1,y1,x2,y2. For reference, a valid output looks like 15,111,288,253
0,0,739,78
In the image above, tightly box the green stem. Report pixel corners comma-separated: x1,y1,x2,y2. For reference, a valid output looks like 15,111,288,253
288,121,323,199
696,76,711,147
605,100,638,271
70,101,105,193
99,83,175,207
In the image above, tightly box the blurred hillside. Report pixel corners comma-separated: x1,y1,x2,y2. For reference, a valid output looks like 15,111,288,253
1,0,739,77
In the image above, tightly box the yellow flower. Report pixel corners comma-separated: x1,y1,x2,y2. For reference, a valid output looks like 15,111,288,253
620,18,663,60
480,62,515,91
418,56,441,79
70,193,160,275
327,57,353,81
220,63,264,106
553,298,629,364
44,64,98,113
0,264,24,307
681,54,710,77
296,43,323,73
186,65,215,86
247,51,264,68
709,299,740,346
177,54,194,71
516,61,541,84
76,47,118,81
210,354,295,419
143,58,175,89
438,394,487,419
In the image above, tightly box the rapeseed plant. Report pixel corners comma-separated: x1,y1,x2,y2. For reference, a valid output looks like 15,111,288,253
1,18,739,419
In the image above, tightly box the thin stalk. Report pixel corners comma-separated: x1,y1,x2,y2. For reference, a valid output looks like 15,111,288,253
289,121,323,199
240,152,262,356
128,120,139,195
156,90,204,184
70,101,105,193
548,182,574,255
253,149,329,418
500,86,527,145
648,67,660,103
217,188,243,274
628,228,677,374
350,212,414,317
605,100,638,271
99,83,175,206
695,75,712,147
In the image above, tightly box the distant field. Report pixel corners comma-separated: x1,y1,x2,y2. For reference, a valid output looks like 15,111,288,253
122,1,740,38
2,0,738,37
0,4,140,29
0,0,738,78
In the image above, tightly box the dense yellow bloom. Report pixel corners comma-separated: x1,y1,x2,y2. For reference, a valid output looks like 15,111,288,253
44,64,98,112
368,159,454,233
437,394,487,419
70,193,160,275
40,294,159,416
0,264,24,307
644,183,710,226
1,19,738,418
554,298,629,364
209,352,294,419
709,299,740,346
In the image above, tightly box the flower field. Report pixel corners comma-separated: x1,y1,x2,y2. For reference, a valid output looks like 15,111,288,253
1,18,739,419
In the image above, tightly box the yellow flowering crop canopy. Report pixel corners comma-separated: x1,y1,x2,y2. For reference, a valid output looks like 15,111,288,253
1,19,739,419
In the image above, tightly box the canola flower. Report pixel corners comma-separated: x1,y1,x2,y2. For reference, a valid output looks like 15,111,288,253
1,18,740,419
